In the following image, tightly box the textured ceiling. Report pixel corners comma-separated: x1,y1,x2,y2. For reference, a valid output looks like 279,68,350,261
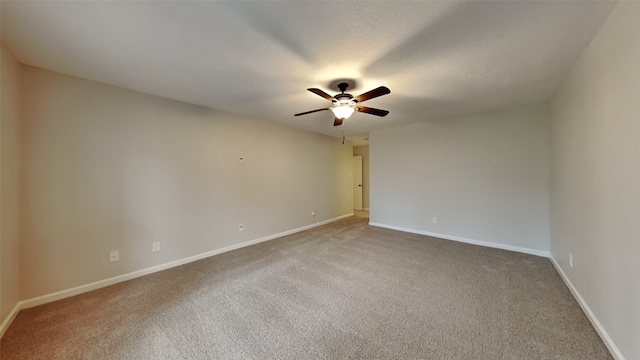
1,1,615,142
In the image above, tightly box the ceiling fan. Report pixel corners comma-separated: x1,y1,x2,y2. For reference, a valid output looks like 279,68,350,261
295,83,390,126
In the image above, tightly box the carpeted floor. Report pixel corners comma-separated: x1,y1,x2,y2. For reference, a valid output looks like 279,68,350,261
1,214,612,359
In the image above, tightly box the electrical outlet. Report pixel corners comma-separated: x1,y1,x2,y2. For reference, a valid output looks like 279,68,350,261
569,254,574,268
152,242,161,252
311,211,316,217
109,250,119,262
432,217,438,224
239,224,244,231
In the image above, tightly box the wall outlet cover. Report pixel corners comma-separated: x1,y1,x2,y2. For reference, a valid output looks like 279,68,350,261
109,250,119,262
569,254,574,268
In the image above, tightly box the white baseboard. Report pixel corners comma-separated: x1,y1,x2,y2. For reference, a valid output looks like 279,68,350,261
368,222,549,257
549,256,625,360
0,302,21,338
2,213,354,337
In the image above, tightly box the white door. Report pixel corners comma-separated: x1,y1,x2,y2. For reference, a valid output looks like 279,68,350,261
353,155,363,210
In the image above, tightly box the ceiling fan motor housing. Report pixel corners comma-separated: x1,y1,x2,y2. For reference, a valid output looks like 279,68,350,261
334,93,355,106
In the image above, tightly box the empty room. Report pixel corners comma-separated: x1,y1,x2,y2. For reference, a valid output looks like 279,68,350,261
1,1,638,359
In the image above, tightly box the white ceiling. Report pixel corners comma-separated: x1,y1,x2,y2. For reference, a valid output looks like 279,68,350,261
1,1,615,143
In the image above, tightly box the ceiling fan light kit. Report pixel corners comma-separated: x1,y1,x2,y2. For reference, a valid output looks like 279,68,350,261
332,105,355,119
295,82,390,126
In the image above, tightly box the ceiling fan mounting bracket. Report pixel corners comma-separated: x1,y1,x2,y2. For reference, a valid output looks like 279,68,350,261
337,82,349,93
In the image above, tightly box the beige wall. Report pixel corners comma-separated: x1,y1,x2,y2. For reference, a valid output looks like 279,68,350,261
549,2,640,359
20,66,353,299
353,145,369,210
1,42,22,325
370,103,550,254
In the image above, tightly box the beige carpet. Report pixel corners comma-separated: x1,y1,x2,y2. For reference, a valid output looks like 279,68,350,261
1,214,611,359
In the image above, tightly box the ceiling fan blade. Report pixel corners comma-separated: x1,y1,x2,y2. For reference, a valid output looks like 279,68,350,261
294,108,330,116
353,86,391,103
333,118,344,126
356,106,390,117
307,88,335,101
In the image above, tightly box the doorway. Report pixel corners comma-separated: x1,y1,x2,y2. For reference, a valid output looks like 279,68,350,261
353,155,363,211
353,144,369,218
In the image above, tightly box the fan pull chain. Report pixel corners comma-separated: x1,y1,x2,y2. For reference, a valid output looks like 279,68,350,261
342,130,345,145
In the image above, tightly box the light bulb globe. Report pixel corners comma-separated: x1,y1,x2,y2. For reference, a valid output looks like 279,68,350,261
332,106,355,119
